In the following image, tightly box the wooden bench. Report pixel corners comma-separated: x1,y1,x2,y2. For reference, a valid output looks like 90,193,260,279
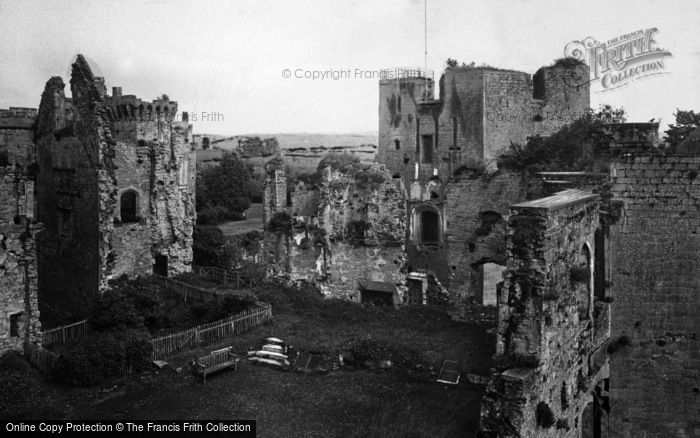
195,347,240,383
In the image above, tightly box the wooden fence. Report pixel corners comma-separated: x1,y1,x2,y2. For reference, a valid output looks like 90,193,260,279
41,319,90,346
150,302,272,361
193,265,266,289
24,343,59,374
153,275,231,303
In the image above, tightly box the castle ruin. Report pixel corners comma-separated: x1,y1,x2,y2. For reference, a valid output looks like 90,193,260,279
33,55,196,323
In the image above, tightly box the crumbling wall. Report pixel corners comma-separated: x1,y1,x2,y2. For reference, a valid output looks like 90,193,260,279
284,163,407,301
0,165,41,353
379,62,590,187
608,154,700,438
36,55,195,322
0,107,37,168
263,157,287,225
35,73,102,322
444,172,532,304
479,189,609,437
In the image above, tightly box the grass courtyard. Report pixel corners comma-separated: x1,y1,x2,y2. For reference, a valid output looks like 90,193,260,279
0,281,495,437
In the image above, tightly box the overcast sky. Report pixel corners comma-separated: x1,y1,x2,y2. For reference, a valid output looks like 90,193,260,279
1,0,698,136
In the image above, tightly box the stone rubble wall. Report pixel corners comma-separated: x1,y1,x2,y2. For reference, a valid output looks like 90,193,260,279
35,55,195,322
0,166,41,354
479,190,608,437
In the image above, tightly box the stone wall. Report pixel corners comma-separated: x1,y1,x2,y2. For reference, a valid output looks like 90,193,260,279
0,165,41,354
479,189,609,437
35,74,102,322
0,126,35,168
378,61,590,184
282,163,407,301
444,171,534,302
35,55,195,323
378,76,434,176
608,154,700,438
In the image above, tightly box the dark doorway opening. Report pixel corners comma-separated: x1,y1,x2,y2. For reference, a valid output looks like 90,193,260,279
153,254,168,277
419,210,439,243
120,191,139,223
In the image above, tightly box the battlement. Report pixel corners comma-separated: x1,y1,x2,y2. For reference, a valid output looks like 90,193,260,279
104,94,178,122
0,107,37,129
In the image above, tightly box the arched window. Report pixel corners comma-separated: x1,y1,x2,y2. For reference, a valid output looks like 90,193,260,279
576,244,592,319
120,190,139,223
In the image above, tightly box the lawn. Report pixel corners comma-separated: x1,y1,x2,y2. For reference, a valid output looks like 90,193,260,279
0,281,495,437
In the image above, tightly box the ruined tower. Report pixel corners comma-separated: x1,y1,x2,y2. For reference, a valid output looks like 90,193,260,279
377,71,435,178
35,55,196,323
378,59,590,297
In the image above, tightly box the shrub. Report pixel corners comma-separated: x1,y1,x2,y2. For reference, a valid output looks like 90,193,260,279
267,212,291,233
197,205,244,225
193,225,225,267
354,168,385,190
90,290,146,333
453,157,487,178
51,329,152,386
318,152,360,173
496,105,626,173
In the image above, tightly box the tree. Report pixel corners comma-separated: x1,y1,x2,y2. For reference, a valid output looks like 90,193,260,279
157,93,170,101
446,58,459,68
193,225,225,267
497,104,627,173
197,151,252,222
664,109,700,152
593,104,626,123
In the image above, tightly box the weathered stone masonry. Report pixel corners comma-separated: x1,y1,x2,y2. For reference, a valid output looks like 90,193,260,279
608,154,700,438
377,60,590,314
479,189,610,437
35,55,195,323
0,165,41,354
267,160,408,303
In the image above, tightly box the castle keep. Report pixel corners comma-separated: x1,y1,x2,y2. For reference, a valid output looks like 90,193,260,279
34,55,196,322
377,61,591,313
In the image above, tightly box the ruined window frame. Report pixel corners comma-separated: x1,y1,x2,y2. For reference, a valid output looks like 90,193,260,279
9,311,23,337
412,206,441,244
421,134,434,163
119,189,140,224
